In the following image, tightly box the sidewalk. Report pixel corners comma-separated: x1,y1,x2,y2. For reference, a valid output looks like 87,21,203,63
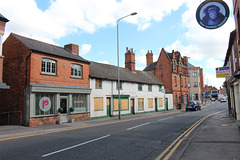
172,111,240,160
0,106,240,160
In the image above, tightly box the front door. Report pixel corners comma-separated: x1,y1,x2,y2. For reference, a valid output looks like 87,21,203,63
60,98,68,123
165,98,168,111
131,99,135,114
107,97,111,117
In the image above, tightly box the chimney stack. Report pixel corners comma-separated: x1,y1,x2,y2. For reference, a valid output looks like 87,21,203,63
125,47,135,72
64,44,79,55
183,56,188,67
146,50,153,66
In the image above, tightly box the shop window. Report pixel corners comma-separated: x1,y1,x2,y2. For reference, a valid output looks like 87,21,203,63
113,98,129,111
71,64,82,78
148,85,152,92
138,98,144,110
148,98,153,108
72,93,88,112
41,58,57,75
94,97,103,111
95,79,102,89
35,93,56,116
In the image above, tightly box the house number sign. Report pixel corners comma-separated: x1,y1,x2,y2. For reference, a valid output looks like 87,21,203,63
39,97,51,112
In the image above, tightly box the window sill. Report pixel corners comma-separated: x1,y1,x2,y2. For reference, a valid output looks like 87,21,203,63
40,73,58,77
70,76,83,79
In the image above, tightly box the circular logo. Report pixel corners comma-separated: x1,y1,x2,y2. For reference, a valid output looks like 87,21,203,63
39,97,51,112
196,0,229,29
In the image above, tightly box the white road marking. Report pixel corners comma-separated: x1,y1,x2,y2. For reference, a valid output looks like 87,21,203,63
42,134,110,157
158,117,173,121
126,122,151,131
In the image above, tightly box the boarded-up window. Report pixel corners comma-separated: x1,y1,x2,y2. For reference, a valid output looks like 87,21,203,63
148,98,153,108
114,98,129,111
159,98,163,107
95,79,102,89
94,97,103,111
138,98,144,110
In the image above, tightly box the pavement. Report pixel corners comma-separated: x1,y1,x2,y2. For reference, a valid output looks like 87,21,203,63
0,103,240,160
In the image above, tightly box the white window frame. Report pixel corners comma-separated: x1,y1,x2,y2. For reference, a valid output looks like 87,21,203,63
41,58,57,75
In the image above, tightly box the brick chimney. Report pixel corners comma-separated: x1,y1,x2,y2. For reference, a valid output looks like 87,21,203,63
146,50,153,66
125,47,135,72
64,44,79,55
183,56,188,67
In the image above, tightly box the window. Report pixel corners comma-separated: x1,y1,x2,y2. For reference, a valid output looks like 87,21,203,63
95,79,102,89
148,98,153,108
194,94,199,100
116,81,122,90
113,97,129,111
35,93,56,116
174,76,177,87
72,94,88,112
159,85,162,92
41,58,56,75
192,72,197,77
138,84,143,91
185,78,187,87
148,85,152,92
158,98,163,107
193,82,198,87
189,82,191,88
138,98,144,110
71,64,82,78
94,97,103,111
181,77,183,87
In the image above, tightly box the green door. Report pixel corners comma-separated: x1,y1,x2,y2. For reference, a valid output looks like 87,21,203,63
107,97,111,117
165,98,168,111
131,99,135,114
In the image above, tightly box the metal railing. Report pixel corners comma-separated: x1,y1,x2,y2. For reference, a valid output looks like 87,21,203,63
0,111,22,125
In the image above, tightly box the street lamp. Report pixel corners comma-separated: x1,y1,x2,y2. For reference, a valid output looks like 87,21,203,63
117,12,137,119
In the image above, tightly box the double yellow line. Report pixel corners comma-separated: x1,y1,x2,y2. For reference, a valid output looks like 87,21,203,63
155,110,225,160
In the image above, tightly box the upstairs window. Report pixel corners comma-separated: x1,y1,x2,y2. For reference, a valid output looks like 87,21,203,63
41,58,56,75
174,76,177,87
95,79,102,89
138,84,143,91
148,85,152,92
193,82,198,87
192,72,197,77
116,81,123,90
71,64,82,78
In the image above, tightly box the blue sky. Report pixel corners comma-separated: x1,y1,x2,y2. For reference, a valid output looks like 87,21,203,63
0,0,235,89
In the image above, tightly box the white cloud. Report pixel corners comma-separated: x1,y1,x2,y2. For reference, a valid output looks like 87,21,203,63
79,44,91,56
205,58,224,69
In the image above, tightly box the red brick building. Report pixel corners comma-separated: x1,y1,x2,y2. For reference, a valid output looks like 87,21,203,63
144,48,189,109
0,13,9,90
0,33,91,126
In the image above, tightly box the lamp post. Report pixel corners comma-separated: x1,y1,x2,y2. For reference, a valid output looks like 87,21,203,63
117,12,137,119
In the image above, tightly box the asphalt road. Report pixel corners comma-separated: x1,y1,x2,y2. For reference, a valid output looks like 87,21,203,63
0,101,227,160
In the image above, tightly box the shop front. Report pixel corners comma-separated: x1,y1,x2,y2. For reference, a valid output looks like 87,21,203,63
27,84,90,126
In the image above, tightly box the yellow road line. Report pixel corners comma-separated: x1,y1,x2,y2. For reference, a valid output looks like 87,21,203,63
155,110,225,160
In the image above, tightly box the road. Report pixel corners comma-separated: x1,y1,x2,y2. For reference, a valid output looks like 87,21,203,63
0,101,227,160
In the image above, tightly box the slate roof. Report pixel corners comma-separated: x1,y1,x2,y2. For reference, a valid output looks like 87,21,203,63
188,63,195,68
0,13,9,22
11,33,89,63
90,61,163,85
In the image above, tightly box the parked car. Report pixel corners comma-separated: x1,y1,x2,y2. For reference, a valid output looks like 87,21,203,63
211,97,216,101
221,97,227,103
186,101,201,111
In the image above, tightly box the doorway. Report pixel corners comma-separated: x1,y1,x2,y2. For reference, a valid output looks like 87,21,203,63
60,97,69,123
165,98,168,111
131,99,135,114
155,98,158,111
107,97,111,117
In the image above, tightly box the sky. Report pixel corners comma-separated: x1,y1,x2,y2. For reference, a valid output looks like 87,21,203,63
0,0,236,89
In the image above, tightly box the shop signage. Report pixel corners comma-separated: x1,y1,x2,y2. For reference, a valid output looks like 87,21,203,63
39,97,51,112
216,66,230,78
74,100,84,105
196,0,229,29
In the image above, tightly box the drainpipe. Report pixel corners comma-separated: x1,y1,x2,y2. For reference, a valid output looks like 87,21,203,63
24,50,32,126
